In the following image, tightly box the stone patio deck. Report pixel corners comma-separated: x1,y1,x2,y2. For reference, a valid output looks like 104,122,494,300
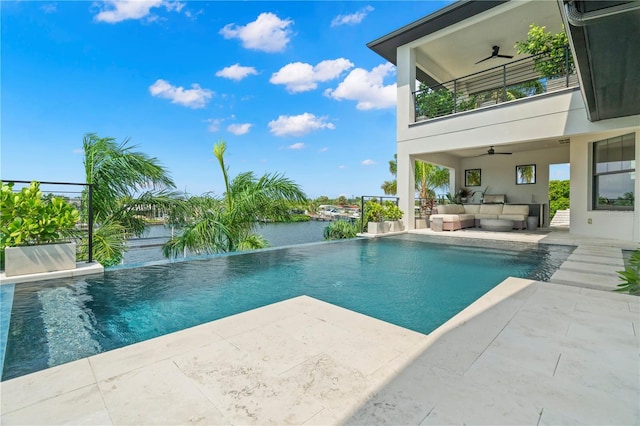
1,229,638,425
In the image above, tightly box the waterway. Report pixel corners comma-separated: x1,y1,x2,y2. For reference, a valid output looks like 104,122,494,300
123,221,330,265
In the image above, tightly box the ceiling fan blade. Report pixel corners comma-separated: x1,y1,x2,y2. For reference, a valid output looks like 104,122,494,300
495,152,512,155
475,56,493,64
496,54,514,59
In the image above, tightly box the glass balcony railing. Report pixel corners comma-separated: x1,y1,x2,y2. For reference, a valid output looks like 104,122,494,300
413,45,578,122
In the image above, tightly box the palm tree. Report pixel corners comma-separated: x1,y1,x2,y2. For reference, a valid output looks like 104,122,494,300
381,154,398,195
81,133,177,266
163,139,307,257
415,161,449,200
381,155,449,200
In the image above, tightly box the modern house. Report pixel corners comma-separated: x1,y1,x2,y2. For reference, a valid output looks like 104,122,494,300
368,0,639,243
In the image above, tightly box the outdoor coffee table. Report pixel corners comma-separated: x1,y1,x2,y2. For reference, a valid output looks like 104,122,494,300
480,219,514,232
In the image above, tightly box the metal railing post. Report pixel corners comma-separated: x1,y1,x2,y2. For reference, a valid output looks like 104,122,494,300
565,45,570,87
88,184,94,263
502,64,507,102
453,79,457,113
360,196,365,233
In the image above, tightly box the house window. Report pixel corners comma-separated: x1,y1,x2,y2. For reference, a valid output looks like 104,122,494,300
592,133,635,211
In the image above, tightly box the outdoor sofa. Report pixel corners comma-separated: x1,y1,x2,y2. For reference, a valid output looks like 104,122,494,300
430,203,529,231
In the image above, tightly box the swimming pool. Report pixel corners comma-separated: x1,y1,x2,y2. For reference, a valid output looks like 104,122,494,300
1,236,573,381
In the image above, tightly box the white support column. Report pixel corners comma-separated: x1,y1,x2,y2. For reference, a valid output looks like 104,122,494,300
396,45,417,228
396,45,416,131
398,148,415,230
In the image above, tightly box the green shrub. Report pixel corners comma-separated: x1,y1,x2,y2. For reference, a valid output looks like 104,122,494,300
1,181,79,268
616,249,640,295
383,202,403,220
549,179,570,219
323,220,358,240
415,87,454,118
364,201,384,223
515,24,574,79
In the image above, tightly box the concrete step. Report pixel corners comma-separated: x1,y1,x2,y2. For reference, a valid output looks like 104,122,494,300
549,269,623,291
550,209,570,226
572,246,624,259
567,253,624,266
559,260,622,277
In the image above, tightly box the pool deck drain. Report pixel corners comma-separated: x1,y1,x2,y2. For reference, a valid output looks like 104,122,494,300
2,277,638,425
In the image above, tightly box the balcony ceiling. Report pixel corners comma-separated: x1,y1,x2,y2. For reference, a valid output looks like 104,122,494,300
443,139,570,159
368,1,565,86
414,1,565,84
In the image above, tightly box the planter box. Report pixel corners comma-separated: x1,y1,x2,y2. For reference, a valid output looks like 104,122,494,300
4,243,76,277
415,218,428,229
367,222,388,234
385,220,404,232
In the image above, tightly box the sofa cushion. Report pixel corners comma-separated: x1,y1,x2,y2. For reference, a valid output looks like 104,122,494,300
431,214,460,223
479,204,503,215
463,204,481,214
501,204,529,216
437,204,465,214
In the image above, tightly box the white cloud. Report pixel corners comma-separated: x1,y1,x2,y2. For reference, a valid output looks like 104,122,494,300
220,12,293,53
325,63,396,110
270,58,353,93
331,5,374,27
206,118,222,132
318,147,328,153
227,123,252,135
93,1,184,23
338,165,346,169
268,113,335,137
216,64,258,81
41,3,57,14
361,159,377,166
288,143,305,150
149,79,213,108
72,148,83,154
184,9,204,20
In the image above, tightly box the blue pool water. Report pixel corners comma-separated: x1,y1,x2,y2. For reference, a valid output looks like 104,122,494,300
1,236,573,381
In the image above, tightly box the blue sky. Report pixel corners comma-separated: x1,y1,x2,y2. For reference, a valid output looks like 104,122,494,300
1,0,458,199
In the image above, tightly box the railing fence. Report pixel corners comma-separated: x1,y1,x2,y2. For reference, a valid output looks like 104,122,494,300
2,180,94,264
413,45,577,121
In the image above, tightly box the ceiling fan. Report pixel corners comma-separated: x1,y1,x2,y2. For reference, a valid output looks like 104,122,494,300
477,146,512,156
475,46,514,64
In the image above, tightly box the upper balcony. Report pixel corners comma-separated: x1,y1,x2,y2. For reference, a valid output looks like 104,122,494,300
413,45,578,122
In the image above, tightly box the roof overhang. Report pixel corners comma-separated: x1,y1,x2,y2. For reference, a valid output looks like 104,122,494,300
367,1,508,86
367,1,564,87
559,0,640,121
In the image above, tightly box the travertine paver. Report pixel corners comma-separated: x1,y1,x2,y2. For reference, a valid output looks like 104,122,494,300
348,279,639,425
550,269,623,290
559,260,622,276
2,231,639,425
572,245,625,258
566,253,624,266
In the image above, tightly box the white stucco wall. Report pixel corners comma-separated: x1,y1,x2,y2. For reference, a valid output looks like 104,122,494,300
569,129,640,243
395,44,640,243
460,145,570,216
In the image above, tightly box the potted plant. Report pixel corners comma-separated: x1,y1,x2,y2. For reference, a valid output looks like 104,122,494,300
1,181,80,277
383,202,404,232
457,187,475,204
365,201,387,234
